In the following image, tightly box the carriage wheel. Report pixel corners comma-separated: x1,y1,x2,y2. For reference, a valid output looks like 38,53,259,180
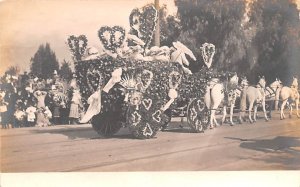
91,111,123,137
186,98,209,133
126,100,163,139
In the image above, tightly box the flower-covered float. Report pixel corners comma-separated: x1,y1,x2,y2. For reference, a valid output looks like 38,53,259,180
67,5,220,139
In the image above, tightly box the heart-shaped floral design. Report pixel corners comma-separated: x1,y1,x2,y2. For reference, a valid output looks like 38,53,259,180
142,123,153,136
197,99,205,111
129,5,158,49
67,35,88,61
152,110,161,123
142,98,152,110
98,26,126,53
189,107,197,122
201,43,215,68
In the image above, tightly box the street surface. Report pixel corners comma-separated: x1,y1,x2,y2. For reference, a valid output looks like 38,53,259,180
1,111,300,172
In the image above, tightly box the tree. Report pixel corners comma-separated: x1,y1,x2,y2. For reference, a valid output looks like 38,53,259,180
249,0,300,83
59,60,73,82
172,0,249,72
30,43,59,79
5,65,20,76
159,4,182,47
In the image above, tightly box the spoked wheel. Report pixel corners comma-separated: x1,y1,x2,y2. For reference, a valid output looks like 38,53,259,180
91,111,123,137
186,98,209,133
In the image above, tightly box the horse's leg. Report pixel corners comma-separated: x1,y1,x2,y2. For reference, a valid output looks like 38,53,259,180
248,101,254,123
221,106,226,125
289,101,293,118
280,99,288,120
239,111,244,124
229,103,235,126
268,100,274,118
275,100,279,111
253,105,258,122
239,93,246,124
262,100,269,121
296,98,300,118
213,110,219,127
209,107,214,129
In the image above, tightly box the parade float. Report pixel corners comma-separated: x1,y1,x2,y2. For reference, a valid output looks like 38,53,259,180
67,5,227,139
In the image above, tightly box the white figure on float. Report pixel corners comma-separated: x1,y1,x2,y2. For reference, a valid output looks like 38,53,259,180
80,68,122,123
171,41,197,74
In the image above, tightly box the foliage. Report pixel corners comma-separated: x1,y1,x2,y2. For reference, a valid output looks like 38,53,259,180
5,66,20,76
173,0,248,73
249,0,300,84
162,0,300,83
30,43,59,79
59,60,73,82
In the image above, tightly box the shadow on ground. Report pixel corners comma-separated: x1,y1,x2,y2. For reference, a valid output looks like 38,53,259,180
30,126,133,140
225,136,300,169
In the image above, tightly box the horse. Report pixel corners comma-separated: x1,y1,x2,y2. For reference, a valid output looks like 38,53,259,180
204,73,239,128
279,77,300,119
264,78,283,118
239,76,269,124
221,74,240,126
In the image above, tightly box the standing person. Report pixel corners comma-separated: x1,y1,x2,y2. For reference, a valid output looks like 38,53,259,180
0,89,8,129
52,94,61,125
25,103,37,127
69,89,82,124
34,90,47,108
44,106,52,126
4,77,18,128
14,106,26,128
36,107,45,127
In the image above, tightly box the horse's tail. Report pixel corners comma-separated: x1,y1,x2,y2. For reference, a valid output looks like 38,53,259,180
240,89,247,112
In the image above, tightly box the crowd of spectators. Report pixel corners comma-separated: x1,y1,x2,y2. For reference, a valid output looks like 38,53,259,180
0,71,83,129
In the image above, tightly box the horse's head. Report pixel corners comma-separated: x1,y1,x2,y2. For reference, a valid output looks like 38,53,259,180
207,78,219,89
257,76,266,88
229,73,239,85
240,77,248,88
270,78,282,89
291,76,298,88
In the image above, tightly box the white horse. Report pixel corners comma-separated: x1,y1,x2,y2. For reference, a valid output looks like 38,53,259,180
279,77,300,119
239,76,269,123
264,78,282,117
221,74,241,126
204,74,239,128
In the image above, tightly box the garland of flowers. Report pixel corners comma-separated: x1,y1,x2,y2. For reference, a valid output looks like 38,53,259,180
98,26,126,54
67,35,88,61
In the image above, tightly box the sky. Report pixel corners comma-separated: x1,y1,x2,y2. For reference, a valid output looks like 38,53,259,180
0,0,299,75
0,0,177,75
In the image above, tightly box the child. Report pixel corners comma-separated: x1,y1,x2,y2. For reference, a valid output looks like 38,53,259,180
14,107,26,128
44,106,52,126
26,104,37,127
36,107,45,127
69,89,82,124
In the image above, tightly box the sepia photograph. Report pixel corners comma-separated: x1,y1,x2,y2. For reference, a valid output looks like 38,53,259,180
1,0,300,186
